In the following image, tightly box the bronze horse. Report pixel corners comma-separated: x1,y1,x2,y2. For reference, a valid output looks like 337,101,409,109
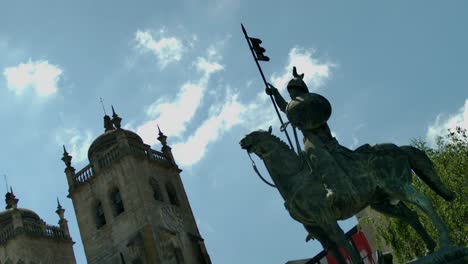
240,128,455,264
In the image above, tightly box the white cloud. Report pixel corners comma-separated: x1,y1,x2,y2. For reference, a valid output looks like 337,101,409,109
172,91,245,166
169,46,335,167
55,129,94,164
3,59,62,97
136,46,334,168
270,47,334,93
135,30,184,68
427,99,468,146
194,57,223,75
136,52,224,146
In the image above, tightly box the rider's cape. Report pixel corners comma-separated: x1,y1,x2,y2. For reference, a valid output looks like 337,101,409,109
286,93,332,130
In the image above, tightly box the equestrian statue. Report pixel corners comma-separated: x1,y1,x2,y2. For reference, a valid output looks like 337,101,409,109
239,67,459,264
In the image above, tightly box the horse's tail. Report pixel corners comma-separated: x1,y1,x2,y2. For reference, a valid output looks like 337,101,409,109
401,146,455,201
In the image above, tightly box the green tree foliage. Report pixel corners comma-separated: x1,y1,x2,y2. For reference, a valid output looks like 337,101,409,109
372,127,467,263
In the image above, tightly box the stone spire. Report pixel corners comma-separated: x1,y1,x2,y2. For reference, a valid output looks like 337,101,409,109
5,187,18,209
56,197,64,218
61,145,73,168
157,125,168,146
61,145,76,192
111,105,122,129
56,197,70,236
157,125,179,169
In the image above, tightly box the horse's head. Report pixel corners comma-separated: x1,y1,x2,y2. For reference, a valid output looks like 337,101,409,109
240,126,278,159
241,127,306,197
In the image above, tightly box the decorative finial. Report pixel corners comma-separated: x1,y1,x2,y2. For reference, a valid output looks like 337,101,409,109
57,197,62,209
56,197,65,219
99,97,107,115
111,105,122,129
157,124,168,146
61,145,73,168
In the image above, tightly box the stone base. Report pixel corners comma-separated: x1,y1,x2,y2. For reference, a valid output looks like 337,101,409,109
407,246,468,264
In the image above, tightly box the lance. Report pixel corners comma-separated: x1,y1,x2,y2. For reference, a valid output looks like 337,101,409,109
241,24,294,151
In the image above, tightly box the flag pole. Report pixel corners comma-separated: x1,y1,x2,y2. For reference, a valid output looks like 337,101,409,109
241,24,295,151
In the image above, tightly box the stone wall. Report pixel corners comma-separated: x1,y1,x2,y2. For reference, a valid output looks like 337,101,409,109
0,233,76,263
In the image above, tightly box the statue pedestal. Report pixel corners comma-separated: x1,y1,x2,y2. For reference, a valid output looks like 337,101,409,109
406,246,468,264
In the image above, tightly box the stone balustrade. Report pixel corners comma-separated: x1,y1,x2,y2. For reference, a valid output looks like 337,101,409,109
73,143,172,186
150,149,169,162
130,143,171,164
44,224,69,240
97,144,120,169
75,164,95,185
0,222,71,244
0,224,15,244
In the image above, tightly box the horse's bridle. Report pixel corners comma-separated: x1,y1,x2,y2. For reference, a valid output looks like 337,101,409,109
245,125,314,189
247,151,277,188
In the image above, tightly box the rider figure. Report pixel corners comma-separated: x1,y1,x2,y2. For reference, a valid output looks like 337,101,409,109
265,67,357,214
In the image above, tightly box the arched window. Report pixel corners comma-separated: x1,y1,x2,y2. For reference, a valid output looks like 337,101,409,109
166,182,179,206
149,178,163,201
111,189,125,216
96,201,106,229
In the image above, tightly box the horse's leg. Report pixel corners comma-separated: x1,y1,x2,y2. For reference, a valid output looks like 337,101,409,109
320,221,364,264
371,201,436,253
395,185,451,248
305,224,349,264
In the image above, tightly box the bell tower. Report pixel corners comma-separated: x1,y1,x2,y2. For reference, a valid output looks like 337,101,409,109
62,108,211,264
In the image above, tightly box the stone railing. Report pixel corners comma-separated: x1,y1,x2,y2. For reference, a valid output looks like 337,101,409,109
129,142,147,157
149,149,170,162
0,222,70,244
130,143,171,164
0,224,15,244
23,221,71,241
73,142,172,186
97,144,120,169
44,224,69,240
22,221,45,235
75,164,95,185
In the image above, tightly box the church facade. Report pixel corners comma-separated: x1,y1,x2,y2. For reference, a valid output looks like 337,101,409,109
61,109,211,263
0,190,76,263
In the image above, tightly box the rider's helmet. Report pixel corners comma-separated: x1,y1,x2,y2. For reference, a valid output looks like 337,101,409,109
287,67,310,93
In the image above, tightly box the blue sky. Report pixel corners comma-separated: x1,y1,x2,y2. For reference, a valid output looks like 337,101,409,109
1,1,467,263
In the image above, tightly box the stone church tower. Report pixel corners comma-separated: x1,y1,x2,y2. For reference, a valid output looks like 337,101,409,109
62,108,211,264
0,189,76,263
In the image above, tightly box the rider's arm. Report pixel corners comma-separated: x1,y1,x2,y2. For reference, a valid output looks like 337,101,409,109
265,84,288,112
